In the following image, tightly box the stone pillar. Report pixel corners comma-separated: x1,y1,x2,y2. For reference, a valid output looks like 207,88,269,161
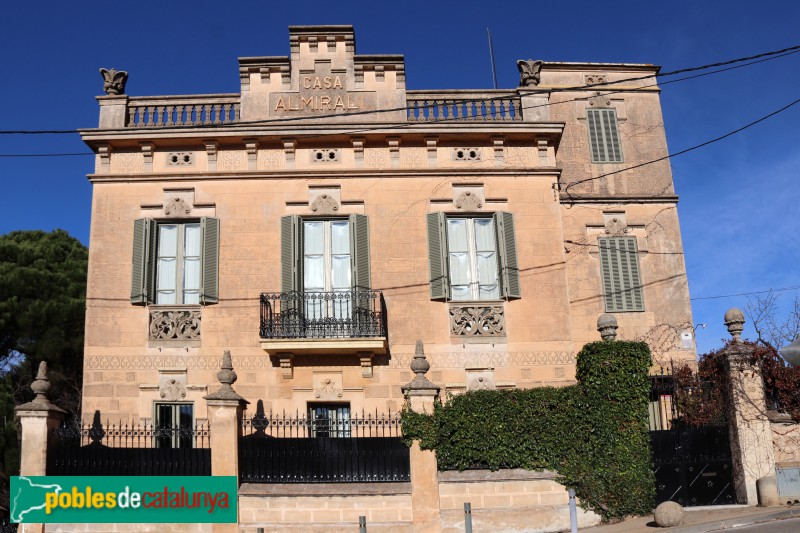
97,95,129,128
722,309,776,505
401,340,442,533
15,362,66,533
204,351,248,533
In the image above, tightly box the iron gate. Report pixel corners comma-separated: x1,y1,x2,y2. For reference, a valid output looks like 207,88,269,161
649,374,739,506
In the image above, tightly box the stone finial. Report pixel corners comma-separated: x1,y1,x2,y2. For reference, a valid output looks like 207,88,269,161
15,360,65,414
203,350,246,402
724,308,745,342
778,336,800,368
401,340,440,396
517,60,543,87
99,68,128,95
597,313,618,341
30,361,52,404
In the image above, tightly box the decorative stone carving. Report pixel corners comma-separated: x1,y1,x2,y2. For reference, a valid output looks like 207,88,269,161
454,191,484,211
310,194,340,214
517,60,543,87
167,152,194,167
584,74,607,86
452,148,481,161
204,350,246,402
597,313,618,341
149,309,201,340
99,68,128,95
401,340,440,396
314,377,343,400
604,215,628,236
159,378,187,401
450,306,505,337
163,197,192,218
589,91,612,107
724,308,745,341
466,369,495,391
311,149,340,163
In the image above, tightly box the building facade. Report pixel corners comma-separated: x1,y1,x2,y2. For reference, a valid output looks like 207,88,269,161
80,25,695,430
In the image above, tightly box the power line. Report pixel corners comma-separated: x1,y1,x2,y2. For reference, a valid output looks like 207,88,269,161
562,95,800,196
0,152,92,158
691,285,800,301
0,44,797,136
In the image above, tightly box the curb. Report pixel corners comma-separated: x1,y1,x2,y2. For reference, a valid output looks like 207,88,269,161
667,507,800,532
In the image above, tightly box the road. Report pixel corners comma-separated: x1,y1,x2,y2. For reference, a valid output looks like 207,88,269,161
709,517,800,532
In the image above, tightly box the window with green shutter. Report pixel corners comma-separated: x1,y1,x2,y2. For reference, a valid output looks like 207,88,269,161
280,214,371,293
587,108,623,163
130,217,220,305
598,237,644,312
426,212,520,301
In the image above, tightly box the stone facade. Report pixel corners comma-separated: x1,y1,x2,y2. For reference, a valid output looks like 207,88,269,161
58,23,702,532
80,26,695,424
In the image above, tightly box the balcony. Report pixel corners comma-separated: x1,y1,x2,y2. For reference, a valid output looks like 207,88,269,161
259,290,388,377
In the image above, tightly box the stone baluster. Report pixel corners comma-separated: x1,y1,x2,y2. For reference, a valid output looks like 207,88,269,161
15,362,66,533
402,340,442,533
204,350,248,532
721,308,777,505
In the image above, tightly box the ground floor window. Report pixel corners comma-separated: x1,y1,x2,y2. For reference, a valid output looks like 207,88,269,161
154,402,193,448
308,403,351,438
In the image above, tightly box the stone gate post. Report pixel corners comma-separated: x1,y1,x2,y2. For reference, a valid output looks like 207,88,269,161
722,309,776,505
401,340,442,533
14,362,65,533
204,351,248,533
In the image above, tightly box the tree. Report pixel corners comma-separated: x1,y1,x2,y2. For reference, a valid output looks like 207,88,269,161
0,229,87,513
745,291,800,351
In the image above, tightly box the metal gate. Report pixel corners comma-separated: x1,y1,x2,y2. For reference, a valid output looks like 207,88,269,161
649,374,739,506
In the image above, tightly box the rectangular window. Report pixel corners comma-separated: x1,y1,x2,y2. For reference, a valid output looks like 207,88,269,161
308,403,351,438
156,222,202,304
130,217,219,305
303,219,353,320
598,237,644,312
154,403,193,449
587,108,623,163
427,212,520,301
446,218,499,301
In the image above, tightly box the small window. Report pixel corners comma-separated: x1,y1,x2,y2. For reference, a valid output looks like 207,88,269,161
308,403,351,438
587,108,623,163
154,403,194,449
156,222,201,304
598,237,644,312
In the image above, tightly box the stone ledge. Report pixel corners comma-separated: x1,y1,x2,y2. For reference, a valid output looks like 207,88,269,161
438,468,558,483
239,482,411,496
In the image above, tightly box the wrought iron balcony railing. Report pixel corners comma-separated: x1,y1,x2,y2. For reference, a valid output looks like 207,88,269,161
259,290,387,339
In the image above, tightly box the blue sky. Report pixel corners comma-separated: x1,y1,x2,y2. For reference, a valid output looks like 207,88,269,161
1,1,798,355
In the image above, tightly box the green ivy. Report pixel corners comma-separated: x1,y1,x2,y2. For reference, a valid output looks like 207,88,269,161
401,340,654,521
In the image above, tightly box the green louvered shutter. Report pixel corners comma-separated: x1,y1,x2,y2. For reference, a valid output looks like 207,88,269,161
200,217,220,304
494,211,521,299
280,215,301,293
130,218,156,305
587,108,623,163
350,214,371,291
427,212,449,300
599,237,644,312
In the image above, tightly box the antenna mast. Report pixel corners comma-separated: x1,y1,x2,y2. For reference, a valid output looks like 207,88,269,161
487,28,498,89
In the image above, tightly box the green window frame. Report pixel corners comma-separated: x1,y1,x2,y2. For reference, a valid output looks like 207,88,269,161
587,108,623,163
426,211,520,301
130,217,219,305
598,236,644,312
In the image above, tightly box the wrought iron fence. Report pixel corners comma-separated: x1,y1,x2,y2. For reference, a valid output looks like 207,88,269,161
260,290,387,339
47,415,211,476
239,406,409,483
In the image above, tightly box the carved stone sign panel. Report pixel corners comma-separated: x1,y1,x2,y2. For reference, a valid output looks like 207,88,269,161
269,64,377,116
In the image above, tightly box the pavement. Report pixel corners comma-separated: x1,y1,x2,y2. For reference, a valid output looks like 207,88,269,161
582,504,800,533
